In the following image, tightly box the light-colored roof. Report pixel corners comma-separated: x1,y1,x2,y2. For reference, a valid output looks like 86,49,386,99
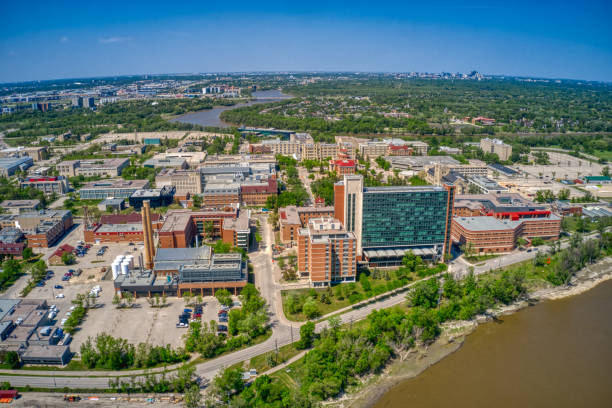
454,216,520,231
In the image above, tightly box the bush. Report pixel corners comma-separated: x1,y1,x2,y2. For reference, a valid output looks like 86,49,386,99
302,297,320,319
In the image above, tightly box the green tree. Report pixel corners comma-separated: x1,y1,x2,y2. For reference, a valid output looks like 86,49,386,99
184,384,202,408
22,247,34,260
297,321,316,349
61,252,75,265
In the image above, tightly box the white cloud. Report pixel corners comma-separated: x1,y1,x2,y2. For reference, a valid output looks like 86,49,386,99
60,36,69,43
99,36,128,44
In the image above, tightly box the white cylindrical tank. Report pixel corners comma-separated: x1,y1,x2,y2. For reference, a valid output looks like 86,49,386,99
111,262,120,279
125,255,134,268
115,255,124,264
120,262,128,275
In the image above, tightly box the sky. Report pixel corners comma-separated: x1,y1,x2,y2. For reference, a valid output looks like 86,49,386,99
1,0,611,83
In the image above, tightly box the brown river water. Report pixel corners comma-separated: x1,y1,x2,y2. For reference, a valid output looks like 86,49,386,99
374,279,612,408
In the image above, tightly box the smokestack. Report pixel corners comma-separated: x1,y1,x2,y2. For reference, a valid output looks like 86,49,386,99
146,201,156,260
142,204,152,270
142,200,155,270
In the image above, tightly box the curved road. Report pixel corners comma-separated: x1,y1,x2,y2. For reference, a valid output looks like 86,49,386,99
0,225,600,388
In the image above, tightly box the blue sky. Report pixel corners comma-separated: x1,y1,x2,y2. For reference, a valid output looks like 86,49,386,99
1,0,611,83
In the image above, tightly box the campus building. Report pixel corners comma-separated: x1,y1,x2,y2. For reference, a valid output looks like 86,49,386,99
329,159,356,175
20,176,69,195
8,210,74,248
56,158,130,177
128,186,176,211
0,228,26,258
279,205,335,244
158,209,249,250
334,175,454,266
0,200,41,215
83,213,163,244
155,168,202,195
78,179,149,199
452,214,561,254
114,246,247,298
480,138,512,161
297,218,357,286
0,156,34,177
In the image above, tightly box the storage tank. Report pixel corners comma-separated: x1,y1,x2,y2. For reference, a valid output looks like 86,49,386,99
112,263,119,280
120,261,129,275
125,255,134,268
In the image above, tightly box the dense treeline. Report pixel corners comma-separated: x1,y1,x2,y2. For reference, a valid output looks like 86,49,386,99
221,100,443,140
0,98,234,143
80,333,189,370
283,78,612,133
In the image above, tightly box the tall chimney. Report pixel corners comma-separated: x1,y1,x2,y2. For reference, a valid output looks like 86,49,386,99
142,204,152,269
142,200,155,270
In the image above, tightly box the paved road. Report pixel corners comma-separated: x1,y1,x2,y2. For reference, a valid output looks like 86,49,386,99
1,230,602,387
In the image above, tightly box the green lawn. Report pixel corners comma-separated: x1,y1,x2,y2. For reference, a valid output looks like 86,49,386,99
465,254,499,263
592,150,612,162
281,271,419,322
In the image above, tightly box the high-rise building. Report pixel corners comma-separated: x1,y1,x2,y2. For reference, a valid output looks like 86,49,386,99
72,96,83,108
86,97,95,108
297,217,356,286
334,175,454,266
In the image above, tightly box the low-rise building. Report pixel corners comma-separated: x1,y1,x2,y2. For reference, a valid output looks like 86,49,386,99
0,228,26,258
452,213,561,254
222,211,251,251
48,244,75,265
0,200,41,215
386,155,459,171
15,210,74,248
480,138,512,161
155,168,202,196
97,197,126,212
330,159,356,175
78,179,149,200
143,156,189,169
467,176,508,194
56,158,130,177
20,176,69,195
128,186,176,210
158,209,243,249
297,218,357,286
240,178,278,206
0,156,34,177
84,212,163,244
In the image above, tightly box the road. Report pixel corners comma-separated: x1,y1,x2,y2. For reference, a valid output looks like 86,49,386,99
0,229,602,388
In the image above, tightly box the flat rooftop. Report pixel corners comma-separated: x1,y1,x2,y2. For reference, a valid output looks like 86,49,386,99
0,199,40,209
80,179,149,190
454,216,520,231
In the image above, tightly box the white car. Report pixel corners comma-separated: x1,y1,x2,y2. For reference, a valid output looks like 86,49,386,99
55,293,64,299
70,305,76,311
60,318,68,326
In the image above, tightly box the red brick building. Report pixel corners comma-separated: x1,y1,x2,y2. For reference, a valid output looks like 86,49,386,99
84,213,163,244
49,244,75,265
278,205,335,243
297,218,356,286
329,159,356,175
241,178,278,206
158,209,244,249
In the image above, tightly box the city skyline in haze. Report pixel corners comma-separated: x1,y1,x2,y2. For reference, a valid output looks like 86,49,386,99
1,0,611,83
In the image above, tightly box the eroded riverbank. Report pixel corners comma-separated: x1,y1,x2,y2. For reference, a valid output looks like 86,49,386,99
337,257,612,408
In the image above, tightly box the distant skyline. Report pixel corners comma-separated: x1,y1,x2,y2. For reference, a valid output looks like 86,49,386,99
1,0,611,83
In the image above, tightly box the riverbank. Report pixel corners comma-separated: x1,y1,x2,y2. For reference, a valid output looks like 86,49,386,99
337,257,612,408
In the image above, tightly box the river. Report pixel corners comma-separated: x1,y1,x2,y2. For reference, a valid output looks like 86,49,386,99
374,279,612,408
170,89,290,128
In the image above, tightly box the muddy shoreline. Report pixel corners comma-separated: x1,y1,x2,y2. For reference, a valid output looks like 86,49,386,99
341,257,612,408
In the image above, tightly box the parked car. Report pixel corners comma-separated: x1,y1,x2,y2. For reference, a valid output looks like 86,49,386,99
36,282,45,287
176,322,188,328
184,309,192,313
219,316,228,323
217,324,228,332
218,310,228,316
55,293,64,298
194,313,202,318
61,276,70,281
